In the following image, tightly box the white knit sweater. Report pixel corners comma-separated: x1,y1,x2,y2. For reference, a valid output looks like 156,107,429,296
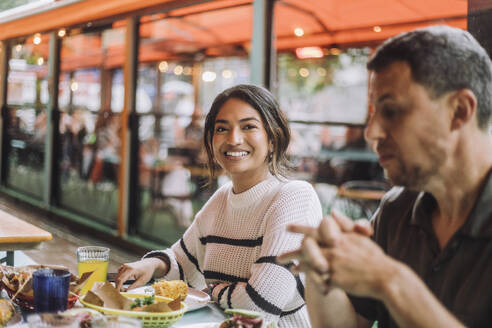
144,175,323,327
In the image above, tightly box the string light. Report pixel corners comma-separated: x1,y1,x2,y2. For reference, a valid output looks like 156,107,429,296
373,26,382,33
317,67,327,77
294,27,304,37
58,29,66,38
33,33,42,45
70,81,78,92
202,71,216,82
222,69,232,79
299,68,310,78
37,57,44,65
158,61,168,72
296,46,323,59
174,65,183,75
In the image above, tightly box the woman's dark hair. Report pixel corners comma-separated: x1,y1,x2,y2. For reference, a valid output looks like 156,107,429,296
203,84,291,184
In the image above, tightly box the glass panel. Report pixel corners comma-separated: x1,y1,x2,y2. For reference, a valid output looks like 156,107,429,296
5,33,50,198
199,57,250,115
277,49,370,125
289,123,384,217
58,26,125,227
136,4,252,244
273,0,466,220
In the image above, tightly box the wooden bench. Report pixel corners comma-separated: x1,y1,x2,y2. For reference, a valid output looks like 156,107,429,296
0,209,52,266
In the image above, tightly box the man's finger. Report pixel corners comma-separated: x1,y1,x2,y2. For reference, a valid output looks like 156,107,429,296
354,219,374,237
290,262,312,275
307,270,330,294
331,209,356,232
287,224,319,240
303,237,329,273
318,216,341,246
277,249,302,264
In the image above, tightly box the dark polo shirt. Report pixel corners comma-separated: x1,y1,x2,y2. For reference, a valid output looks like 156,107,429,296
350,171,492,328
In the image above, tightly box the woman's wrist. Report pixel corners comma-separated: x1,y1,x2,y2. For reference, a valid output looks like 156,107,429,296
145,256,170,277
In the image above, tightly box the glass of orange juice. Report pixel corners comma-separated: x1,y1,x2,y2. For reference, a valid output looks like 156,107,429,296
77,246,110,295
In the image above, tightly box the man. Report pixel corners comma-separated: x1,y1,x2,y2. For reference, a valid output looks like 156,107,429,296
278,25,492,328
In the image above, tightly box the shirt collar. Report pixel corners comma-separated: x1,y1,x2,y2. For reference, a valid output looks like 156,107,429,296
409,169,492,238
461,168,492,238
409,191,436,235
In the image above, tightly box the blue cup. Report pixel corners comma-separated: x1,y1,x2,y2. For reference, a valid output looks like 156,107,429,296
33,268,71,313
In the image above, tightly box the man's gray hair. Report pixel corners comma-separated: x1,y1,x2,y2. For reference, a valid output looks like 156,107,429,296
368,25,492,130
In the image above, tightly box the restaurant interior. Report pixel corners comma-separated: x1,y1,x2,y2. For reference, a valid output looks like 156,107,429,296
0,0,485,252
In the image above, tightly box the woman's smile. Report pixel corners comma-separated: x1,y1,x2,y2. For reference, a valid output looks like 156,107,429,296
224,150,250,160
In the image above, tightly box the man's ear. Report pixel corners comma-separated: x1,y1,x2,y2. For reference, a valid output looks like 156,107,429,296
450,89,477,130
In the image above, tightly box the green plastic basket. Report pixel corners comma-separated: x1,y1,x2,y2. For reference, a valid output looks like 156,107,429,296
80,293,187,328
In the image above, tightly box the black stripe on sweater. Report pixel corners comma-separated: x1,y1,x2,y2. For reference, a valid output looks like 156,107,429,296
295,275,305,300
245,283,282,315
255,256,305,300
280,303,305,317
255,256,277,264
204,270,248,283
177,262,184,281
228,282,238,309
199,235,263,247
180,238,202,274
217,284,230,306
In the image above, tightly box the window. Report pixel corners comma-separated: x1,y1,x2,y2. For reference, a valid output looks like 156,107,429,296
5,33,49,198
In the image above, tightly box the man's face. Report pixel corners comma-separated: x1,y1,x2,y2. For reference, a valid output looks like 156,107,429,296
365,61,451,189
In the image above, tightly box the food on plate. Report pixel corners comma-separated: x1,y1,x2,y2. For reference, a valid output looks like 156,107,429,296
219,309,269,328
83,291,104,307
152,279,188,299
83,282,133,310
130,294,181,313
0,264,92,311
82,281,183,313
130,294,155,311
0,299,13,327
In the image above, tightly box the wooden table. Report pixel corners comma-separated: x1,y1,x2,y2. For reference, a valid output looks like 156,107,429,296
0,209,52,266
337,186,386,201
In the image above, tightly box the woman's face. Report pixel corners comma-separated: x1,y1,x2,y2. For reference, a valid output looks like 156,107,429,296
212,98,271,193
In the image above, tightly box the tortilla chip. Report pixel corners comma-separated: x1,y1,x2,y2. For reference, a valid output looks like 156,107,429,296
82,291,104,307
70,271,95,294
137,301,172,313
167,296,184,311
92,282,133,310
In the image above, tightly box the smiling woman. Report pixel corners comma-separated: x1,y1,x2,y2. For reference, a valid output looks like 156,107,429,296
115,84,323,327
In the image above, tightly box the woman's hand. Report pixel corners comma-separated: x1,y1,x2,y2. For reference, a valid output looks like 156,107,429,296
115,257,167,291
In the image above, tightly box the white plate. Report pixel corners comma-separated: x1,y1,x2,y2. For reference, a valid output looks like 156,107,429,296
127,286,211,312
185,288,211,311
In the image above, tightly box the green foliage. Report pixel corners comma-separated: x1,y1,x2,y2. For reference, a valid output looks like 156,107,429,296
278,48,369,96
